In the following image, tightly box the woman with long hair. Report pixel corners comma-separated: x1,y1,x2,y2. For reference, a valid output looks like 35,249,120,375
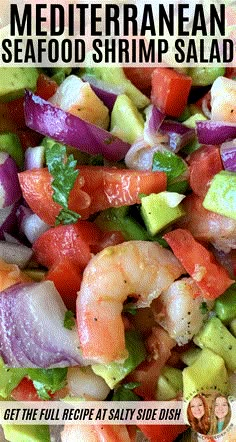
209,395,231,435
187,394,210,435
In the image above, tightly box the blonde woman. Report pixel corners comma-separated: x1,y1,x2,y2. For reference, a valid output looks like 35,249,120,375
210,395,231,435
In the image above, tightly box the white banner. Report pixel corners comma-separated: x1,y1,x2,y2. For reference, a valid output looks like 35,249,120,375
0,0,235,67
0,401,184,425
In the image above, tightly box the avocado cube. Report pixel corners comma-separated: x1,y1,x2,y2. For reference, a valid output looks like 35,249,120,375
180,347,202,366
188,67,225,86
214,283,236,323
183,112,207,129
141,192,185,235
0,359,27,399
203,171,236,220
230,318,236,337
0,132,24,169
156,366,183,400
110,94,145,144
183,348,229,400
91,330,146,389
84,66,150,109
0,68,39,101
194,316,236,371
3,425,50,442
156,375,177,401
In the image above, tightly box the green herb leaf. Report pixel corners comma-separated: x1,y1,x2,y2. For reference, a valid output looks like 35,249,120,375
123,304,137,315
45,143,80,225
32,381,51,400
112,382,141,401
55,208,80,226
27,367,67,400
64,310,75,330
152,149,187,185
200,302,208,315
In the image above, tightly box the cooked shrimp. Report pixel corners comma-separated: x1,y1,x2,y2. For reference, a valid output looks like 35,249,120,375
67,366,110,400
211,76,236,122
178,194,236,253
76,240,184,363
49,75,109,129
152,277,213,346
61,424,134,442
0,258,31,291
124,138,168,170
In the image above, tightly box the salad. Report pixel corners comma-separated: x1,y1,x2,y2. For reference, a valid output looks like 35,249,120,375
0,65,235,442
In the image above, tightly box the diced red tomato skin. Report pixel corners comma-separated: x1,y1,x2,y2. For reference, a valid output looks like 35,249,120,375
33,222,94,270
225,67,236,78
123,67,156,96
151,68,192,117
91,230,125,254
17,128,43,150
188,145,223,197
18,167,167,225
11,378,42,401
45,258,83,312
137,424,188,442
164,228,234,299
35,73,58,100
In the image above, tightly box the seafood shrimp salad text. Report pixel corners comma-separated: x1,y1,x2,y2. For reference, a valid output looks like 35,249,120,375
0,66,236,442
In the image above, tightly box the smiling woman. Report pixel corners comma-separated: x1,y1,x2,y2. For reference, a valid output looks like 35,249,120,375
187,394,210,435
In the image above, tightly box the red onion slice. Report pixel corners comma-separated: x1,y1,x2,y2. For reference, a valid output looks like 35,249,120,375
24,91,130,162
0,152,22,208
160,120,196,152
81,74,123,111
0,202,18,240
143,105,166,146
197,120,236,145
0,281,90,368
220,140,236,172
17,205,50,243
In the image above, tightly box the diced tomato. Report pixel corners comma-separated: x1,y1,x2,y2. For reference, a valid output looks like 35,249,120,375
123,67,156,96
195,90,211,111
17,127,43,150
33,221,101,270
35,73,58,100
11,378,42,401
225,67,236,79
126,327,175,400
151,68,192,117
45,258,83,311
187,145,223,197
164,229,234,299
18,166,167,225
137,424,188,442
92,230,125,253
0,97,25,130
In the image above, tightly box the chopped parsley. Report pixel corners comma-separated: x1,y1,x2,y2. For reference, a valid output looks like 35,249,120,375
112,382,141,401
200,302,208,315
123,304,137,316
45,143,81,225
27,368,67,400
64,310,76,330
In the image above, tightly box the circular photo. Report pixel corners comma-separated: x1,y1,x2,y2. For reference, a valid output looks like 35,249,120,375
186,391,232,438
